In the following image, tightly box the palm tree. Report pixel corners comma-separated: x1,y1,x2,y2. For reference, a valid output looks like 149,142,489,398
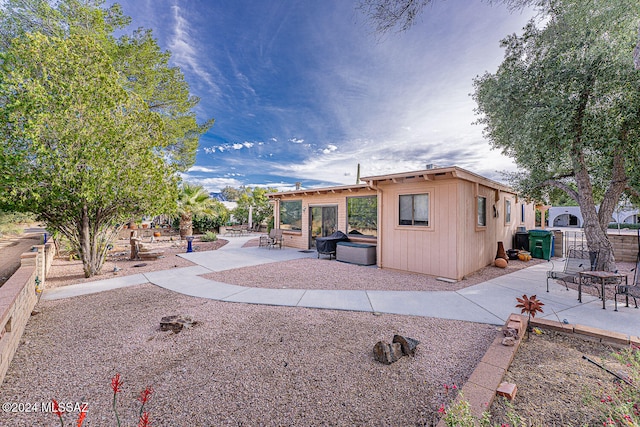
176,183,215,238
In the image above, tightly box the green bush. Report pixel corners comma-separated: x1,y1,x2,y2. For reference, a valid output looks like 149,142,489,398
608,223,640,230
200,231,217,242
193,213,226,233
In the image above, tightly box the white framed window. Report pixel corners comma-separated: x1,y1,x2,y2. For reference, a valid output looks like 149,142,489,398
399,193,429,226
477,196,487,227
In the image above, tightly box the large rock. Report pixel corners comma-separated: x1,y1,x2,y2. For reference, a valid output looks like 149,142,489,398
373,341,403,365
160,314,195,333
392,335,420,356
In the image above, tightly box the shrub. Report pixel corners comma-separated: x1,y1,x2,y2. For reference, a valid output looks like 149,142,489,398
200,231,217,242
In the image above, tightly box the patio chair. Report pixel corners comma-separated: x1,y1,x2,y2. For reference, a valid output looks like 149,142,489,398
268,229,283,249
614,230,640,311
259,229,275,248
546,247,598,292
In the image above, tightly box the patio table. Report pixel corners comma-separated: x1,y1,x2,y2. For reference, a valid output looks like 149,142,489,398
578,271,628,310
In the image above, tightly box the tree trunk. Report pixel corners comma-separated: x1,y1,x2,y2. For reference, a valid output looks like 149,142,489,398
574,153,616,271
180,212,193,238
79,205,95,278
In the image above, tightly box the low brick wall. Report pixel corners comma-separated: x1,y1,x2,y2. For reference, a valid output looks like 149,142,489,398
0,242,55,385
553,230,639,262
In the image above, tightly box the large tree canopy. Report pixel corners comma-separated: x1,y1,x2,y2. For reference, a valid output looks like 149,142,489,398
0,0,213,276
0,32,179,276
473,0,640,269
0,0,212,171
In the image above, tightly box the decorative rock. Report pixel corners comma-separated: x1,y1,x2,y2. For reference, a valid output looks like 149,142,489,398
392,335,420,356
501,337,516,346
160,314,195,333
373,341,403,365
494,258,508,268
502,327,518,338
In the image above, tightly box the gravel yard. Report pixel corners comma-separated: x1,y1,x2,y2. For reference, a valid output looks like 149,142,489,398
0,284,497,426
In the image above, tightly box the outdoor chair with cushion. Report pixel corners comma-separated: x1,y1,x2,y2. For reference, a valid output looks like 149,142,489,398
259,229,275,248
268,229,283,249
546,247,598,292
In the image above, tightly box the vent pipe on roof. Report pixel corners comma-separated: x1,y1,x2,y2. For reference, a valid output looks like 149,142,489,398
295,182,301,190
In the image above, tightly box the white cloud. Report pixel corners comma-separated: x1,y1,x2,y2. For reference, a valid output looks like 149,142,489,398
181,175,243,193
322,144,338,154
288,137,304,144
188,165,218,173
169,2,220,94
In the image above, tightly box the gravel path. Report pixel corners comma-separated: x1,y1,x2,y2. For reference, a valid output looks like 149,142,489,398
0,284,497,426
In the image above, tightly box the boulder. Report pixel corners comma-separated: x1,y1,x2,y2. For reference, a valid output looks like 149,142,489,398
392,335,420,356
373,341,403,365
160,314,195,333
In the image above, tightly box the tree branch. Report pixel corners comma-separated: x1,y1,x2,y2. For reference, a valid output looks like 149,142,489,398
537,179,580,202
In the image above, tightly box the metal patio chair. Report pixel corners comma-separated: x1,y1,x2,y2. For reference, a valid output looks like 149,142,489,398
615,230,640,311
546,246,599,292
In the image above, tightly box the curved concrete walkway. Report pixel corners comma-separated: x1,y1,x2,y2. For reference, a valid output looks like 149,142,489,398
42,235,639,337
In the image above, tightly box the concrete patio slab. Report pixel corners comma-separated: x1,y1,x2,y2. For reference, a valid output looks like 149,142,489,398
297,290,372,312
224,287,306,306
42,273,148,300
367,290,503,323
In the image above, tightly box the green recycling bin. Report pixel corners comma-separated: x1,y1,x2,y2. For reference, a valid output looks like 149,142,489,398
528,229,554,260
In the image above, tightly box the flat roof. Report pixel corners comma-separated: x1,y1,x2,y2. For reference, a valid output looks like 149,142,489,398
361,166,515,193
268,183,374,198
268,166,517,198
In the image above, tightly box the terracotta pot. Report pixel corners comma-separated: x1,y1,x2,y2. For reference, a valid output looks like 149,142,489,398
142,224,149,229
153,231,161,237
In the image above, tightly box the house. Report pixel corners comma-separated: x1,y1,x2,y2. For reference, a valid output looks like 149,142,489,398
268,166,536,280
548,206,639,228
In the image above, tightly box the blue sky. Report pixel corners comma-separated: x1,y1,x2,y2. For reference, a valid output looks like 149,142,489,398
115,0,535,192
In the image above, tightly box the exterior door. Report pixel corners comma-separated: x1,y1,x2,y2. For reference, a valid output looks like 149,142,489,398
309,205,337,248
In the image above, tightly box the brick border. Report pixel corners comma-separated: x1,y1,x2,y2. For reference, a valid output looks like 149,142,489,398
436,314,638,425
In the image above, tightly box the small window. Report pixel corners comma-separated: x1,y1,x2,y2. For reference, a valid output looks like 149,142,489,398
477,196,487,227
399,194,429,226
347,196,377,237
505,199,512,224
521,204,525,223
279,200,302,231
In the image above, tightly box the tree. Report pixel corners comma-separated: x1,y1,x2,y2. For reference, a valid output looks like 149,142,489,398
220,186,242,202
0,33,178,276
356,0,540,35
0,0,212,171
0,0,212,276
473,0,640,270
176,183,217,238
232,187,277,226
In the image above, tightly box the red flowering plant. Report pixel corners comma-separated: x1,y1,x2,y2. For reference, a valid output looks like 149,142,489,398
515,294,544,338
52,373,152,427
589,345,640,426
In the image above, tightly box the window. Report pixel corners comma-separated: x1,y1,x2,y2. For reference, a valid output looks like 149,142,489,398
279,200,302,231
399,194,429,226
505,199,512,224
347,196,377,238
521,204,526,223
477,196,487,227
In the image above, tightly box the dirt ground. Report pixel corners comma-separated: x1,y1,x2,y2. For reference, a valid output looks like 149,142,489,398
489,330,630,427
0,232,42,286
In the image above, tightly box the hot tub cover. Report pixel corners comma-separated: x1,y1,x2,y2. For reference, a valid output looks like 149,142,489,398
316,231,349,255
